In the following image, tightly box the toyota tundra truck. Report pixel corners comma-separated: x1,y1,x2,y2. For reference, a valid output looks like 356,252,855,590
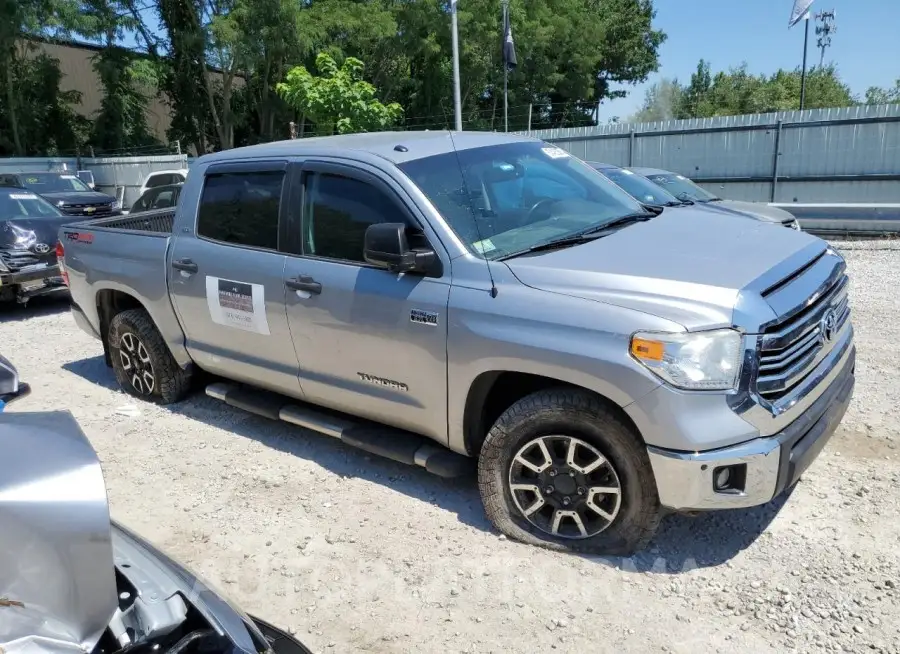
59,131,855,554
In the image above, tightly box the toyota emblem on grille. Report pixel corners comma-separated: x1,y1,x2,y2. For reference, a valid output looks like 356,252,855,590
820,307,838,343
33,243,51,254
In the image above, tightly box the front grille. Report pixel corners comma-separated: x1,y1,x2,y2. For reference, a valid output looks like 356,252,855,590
60,202,114,217
0,250,41,272
756,273,850,401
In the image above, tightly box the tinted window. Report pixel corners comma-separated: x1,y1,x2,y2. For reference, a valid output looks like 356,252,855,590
197,171,284,250
598,168,679,205
303,173,401,262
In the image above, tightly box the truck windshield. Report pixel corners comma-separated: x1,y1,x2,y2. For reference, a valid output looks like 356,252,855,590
594,167,681,206
0,189,63,218
399,141,646,260
19,173,92,193
642,172,720,202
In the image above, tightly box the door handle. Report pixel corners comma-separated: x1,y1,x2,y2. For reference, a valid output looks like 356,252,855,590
285,275,322,295
171,258,199,274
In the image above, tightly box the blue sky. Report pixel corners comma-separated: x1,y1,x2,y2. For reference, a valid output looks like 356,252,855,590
597,0,900,122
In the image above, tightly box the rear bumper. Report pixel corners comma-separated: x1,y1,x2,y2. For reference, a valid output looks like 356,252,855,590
646,344,855,511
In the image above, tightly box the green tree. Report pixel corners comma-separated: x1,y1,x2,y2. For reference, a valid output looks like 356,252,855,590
276,52,403,136
671,61,855,119
630,78,683,122
0,0,88,155
865,79,900,105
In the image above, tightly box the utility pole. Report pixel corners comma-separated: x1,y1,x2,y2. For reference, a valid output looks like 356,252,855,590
451,0,463,131
815,10,837,68
800,16,810,110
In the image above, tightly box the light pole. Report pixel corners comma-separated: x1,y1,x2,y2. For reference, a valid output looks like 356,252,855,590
451,0,463,131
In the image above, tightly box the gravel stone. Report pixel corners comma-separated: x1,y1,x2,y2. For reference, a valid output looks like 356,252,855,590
2,240,899,653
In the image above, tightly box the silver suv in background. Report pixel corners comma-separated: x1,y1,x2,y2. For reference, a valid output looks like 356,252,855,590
633,166,802,230
61,131,854,554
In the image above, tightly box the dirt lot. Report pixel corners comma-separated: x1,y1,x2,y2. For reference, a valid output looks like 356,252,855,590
3,240,899,654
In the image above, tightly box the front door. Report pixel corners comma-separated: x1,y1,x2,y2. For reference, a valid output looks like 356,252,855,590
282,161,451,443
168,160,302,396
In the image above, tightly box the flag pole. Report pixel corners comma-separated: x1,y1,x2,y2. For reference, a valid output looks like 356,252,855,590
800,14,810,110
502,0,509,132
451,0,463,131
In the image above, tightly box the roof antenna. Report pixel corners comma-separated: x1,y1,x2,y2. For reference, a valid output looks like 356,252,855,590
448,132,498,298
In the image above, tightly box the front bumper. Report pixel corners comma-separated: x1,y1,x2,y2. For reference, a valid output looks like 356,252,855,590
646,343,855,511
0,263,67,298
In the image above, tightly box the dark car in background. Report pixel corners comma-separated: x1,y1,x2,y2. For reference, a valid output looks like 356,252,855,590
0,186,70,304
129,182,183,215
588,162,692,208
0,171,122,218
631,166,802,230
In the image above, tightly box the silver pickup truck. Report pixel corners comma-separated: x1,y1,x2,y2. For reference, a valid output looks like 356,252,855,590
60,131,855,555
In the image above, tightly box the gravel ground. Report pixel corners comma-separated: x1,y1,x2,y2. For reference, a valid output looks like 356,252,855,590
3,240,900,654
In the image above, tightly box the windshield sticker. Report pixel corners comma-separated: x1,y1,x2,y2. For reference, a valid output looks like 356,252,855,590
24,177,39,184
676,175,687,180
61,174,77,179
541,146,570,159
205,276,270,335
472,238,497,254
620,169,635,175
9,193,38,200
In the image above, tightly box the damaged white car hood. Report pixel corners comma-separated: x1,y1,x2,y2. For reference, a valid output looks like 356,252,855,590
0,411,117,654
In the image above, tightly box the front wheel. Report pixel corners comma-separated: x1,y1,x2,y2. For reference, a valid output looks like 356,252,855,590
477,388,661,555
108,308,191,404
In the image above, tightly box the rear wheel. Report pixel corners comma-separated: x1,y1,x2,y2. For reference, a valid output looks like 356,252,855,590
478,388,661,555
108,308,191,404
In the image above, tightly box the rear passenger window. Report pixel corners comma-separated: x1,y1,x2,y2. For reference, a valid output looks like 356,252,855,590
197,171,284,250
303,173,402,262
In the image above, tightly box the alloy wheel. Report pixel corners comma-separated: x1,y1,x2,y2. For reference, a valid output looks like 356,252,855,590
119,332,155,395
508,435,622,539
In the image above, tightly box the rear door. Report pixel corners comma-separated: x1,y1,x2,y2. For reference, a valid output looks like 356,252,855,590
281,160,451,443
167,160,303,396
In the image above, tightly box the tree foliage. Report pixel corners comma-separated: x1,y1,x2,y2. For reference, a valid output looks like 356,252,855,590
631,59,858,123
865,79,900,105
276,53,403,136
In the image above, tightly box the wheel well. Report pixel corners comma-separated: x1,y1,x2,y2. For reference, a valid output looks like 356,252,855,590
96,290,144,366
462,371,642,457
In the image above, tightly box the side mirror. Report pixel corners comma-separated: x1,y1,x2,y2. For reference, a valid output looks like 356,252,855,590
364,223,437,274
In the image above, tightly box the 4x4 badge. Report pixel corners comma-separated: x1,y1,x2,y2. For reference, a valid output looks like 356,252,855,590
410,309,438,326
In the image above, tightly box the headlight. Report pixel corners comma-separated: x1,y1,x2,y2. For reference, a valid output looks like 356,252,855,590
630,329,743,390
8,224,36,249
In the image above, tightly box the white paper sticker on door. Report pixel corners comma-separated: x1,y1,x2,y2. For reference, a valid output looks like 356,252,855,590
205,276,270,335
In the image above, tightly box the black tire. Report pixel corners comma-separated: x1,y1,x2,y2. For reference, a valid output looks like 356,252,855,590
477,388,661,555
108,308,191,404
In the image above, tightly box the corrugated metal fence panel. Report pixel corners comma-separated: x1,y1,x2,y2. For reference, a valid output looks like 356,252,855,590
83,154,189,207
0,158,78,174
525,104,900,203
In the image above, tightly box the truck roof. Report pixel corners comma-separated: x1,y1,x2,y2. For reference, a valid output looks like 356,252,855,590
197,130,541,167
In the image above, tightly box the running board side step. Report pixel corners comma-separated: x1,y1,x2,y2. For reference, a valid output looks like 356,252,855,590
205,382,470,479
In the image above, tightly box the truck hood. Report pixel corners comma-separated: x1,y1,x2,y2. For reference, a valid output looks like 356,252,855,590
1,217,71,250
504,207,824,331
707,199,797,225
38,191,116,205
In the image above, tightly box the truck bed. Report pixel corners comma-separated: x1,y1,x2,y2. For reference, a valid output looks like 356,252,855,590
69,208,176,234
